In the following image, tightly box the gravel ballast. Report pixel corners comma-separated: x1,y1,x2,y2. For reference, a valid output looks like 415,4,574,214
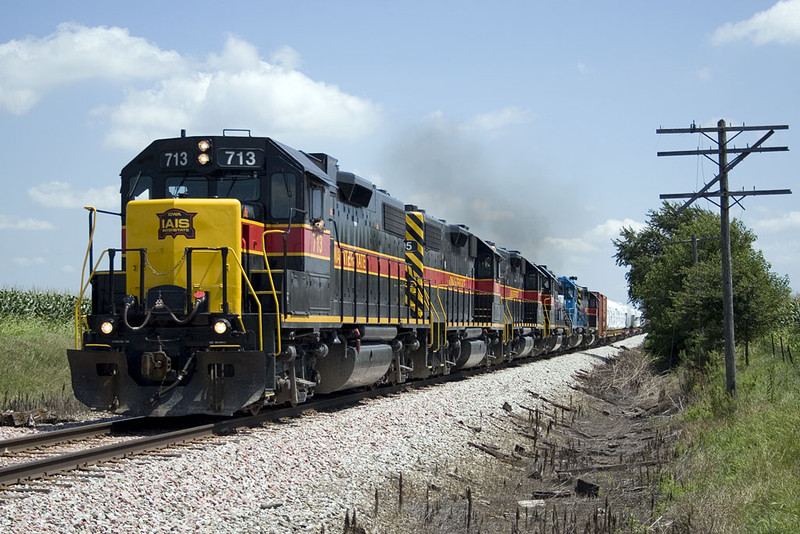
0,336,644,533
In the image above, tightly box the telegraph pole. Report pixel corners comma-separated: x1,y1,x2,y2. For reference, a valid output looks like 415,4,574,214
656,120,790,397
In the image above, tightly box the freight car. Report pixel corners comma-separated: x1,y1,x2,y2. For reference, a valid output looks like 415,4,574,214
68,131,641,416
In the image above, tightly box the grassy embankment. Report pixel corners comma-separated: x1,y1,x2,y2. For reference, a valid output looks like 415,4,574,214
666,335,800,532
0,287,87,413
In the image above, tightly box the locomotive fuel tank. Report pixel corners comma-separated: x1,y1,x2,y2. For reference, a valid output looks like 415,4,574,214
314,343,394,394
453,339,487,369
513,335,536,359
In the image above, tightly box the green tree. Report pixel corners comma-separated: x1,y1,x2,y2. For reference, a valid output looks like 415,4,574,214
614,202,790,366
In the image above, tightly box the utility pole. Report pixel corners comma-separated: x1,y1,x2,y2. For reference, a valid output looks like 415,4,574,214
656,120,790,397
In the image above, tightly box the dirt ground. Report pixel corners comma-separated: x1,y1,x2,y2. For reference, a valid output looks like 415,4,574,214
344,344,684,533
509,345,682,532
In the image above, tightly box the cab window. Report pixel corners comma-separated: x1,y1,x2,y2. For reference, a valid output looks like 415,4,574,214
167,176,208,198
218,176,260,201
127,174,153,202
477,255,494,279
310,186,324,220
270,172,297,219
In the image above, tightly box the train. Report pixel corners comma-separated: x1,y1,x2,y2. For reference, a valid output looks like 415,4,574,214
68,131,642,417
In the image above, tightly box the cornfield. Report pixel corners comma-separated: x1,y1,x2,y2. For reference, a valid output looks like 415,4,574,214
0,287,90,324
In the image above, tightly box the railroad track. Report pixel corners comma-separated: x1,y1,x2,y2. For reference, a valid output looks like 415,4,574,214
0,338,631,490
0,378,425,488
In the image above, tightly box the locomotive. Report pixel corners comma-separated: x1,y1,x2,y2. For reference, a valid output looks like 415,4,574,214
68,130,640,417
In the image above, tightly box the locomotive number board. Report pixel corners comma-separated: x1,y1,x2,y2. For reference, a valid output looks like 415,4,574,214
217,149,265,168
158,149,265,168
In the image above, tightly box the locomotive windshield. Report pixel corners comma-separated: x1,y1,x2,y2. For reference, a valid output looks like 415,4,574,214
166,175,260,201
167,176,208,198
128,174,153,201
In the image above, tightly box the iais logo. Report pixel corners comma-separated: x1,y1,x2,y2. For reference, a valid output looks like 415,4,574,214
156,209,197,240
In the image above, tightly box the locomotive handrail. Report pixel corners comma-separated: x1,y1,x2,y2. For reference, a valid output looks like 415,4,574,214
543,300,551,337
189,247,264,353
334,244,408,324
503,299,514,344
441,284,471,327
80,207,98,291
260,230,284,355
75,207,99,347
74,246,149,348
434,285,448,351
415,278,440,350
224,247,263,352
74,249,107,349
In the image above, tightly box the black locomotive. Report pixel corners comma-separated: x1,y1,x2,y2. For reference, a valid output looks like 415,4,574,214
68,131,638,416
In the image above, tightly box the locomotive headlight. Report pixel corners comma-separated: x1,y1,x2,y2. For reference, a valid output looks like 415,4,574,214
197,153,211,165
213,319,231,335
100,319,116,335
197,139,211,152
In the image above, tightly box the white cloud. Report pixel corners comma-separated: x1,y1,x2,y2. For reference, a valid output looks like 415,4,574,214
540,218,645,259
0,23,184,114
102,36,382,149
0,27,382,149
589,218,647,240
12,256,46,267
542,236,597,255
28,181,118,210
754,211,800,232
270,45,303,71
712,0,800,45
0,214,55,231
465,107,533,135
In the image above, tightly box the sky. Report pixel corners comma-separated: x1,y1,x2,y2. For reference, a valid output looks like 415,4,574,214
1,1,798,305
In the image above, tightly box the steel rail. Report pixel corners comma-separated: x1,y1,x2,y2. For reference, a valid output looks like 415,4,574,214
0,417,145,454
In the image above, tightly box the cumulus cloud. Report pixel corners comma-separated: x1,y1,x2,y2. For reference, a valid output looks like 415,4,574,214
712,0,800,45
0,26,382,149
0,214,55,231
102,36,382,149
270,45,303,71
753,211,800,232
0,23,184,114
541,219,643,256
589,218,647,240
28,181,118,210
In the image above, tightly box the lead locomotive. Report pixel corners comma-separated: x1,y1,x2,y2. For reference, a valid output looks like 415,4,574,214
68,131,640,416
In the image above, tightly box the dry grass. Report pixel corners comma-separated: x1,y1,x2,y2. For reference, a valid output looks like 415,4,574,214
339,345,683,533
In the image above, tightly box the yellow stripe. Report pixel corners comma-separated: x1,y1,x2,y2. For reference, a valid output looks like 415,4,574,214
263,251,331,261
276,314,508,329
335,243,404,263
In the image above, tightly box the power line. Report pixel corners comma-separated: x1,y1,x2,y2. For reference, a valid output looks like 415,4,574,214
656,120,791,397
